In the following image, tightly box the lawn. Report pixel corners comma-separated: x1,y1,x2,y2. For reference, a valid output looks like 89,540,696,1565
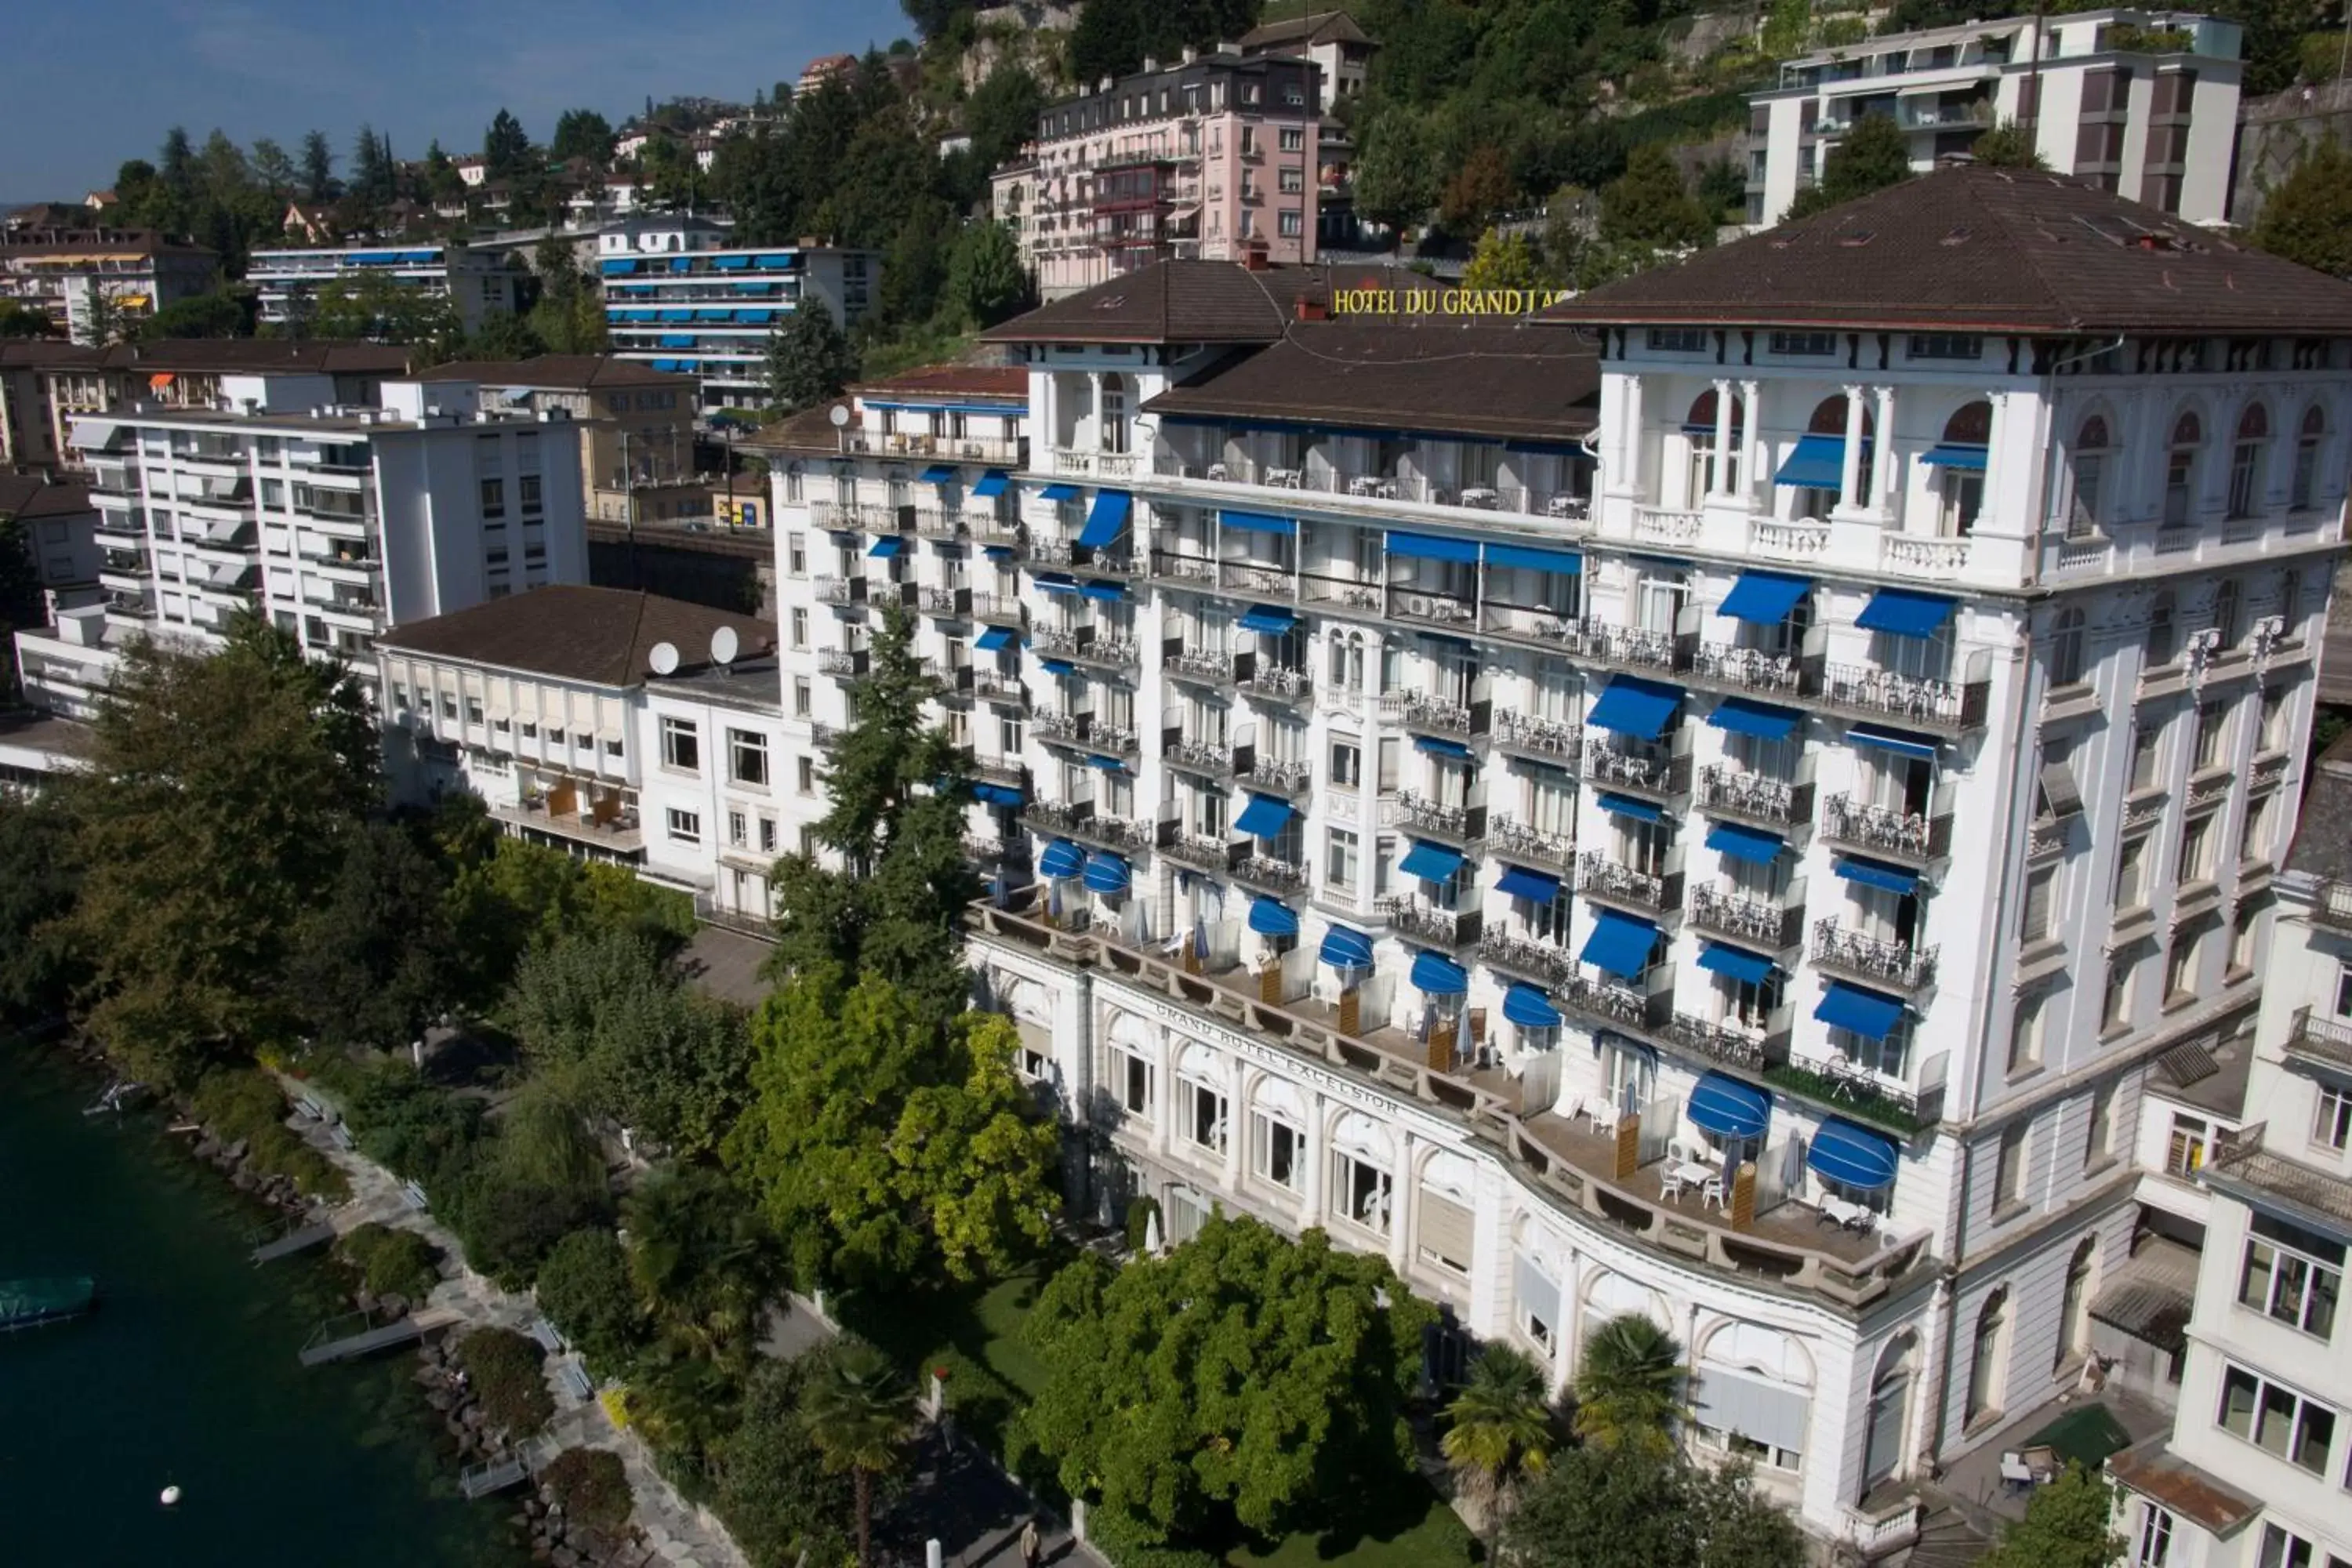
835,1262,1059,1459
1225,1477,1479,1567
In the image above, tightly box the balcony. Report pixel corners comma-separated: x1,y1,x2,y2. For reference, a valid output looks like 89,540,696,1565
1024,539,1081,569
971,755,1025,791
809,499,913,534
962,833,1029,866
1033,709,1094,747
1819,793,1951,866
919,585,971,619
2285,1006,2352,1073
1765,1053,1947,1135
1820,662,1990,735
1394,789,1486,848
1232,853,1309,897
914,508,967,541
1073,813,1174,855
1029,626,1087,659
1090,722,1143,760
811,721,844,749
814,575,866,608
974,670,1026,706
1149,549,1218,586
1550,619,1694,679
1492,713,1581,769
1086,547,1142,580
973,592,1025,628
1477,928,1579,989
1388,586,1478,631
1576,851,1682,916
1171,456,1592,528
1584,742,1691,804
1221,559,1295,598
1810,918,1938,994
1691,641,1819,701
1488,815,1575,875
1376,896,1482,951
817,648,870,678
1050,447,1144,479
1377,691,1488,742
1238,754,1313,798
1163,735,1235,780
1067,633,1141,674
1236,663,1312,706
1163,833,1247,874
1660,1013,1789,1075
2311,879,2352,934
1166,645,1236,687
1689,884,1806,953
1696,765,1813,832
1022,798,1095,837
1558,968,1677,1036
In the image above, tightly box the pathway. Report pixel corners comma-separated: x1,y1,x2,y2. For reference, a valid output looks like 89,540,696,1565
277,1080,750,1568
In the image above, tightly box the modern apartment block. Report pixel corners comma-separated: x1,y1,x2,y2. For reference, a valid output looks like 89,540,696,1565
0,474,102,606
2107,735,2352,1568
598,238,878,408
247,242,525,332
1746,9,2242,227
376,585,786,923
990,51,1324,300
429,357,705,524
0,228,217,342
728,168,2352,1551
12,376,586,719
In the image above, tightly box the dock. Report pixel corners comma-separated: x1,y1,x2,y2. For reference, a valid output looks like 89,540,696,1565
249,1218,337,1265
459,1434,560,1499
299,1306,460,1366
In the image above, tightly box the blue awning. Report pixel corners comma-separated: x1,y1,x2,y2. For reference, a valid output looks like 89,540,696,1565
1039,659,1076,676
1236,793,1293,837
1581,909,1658,979
755,254,794,270
1080,581,1126,602
1387,530,1480,564
661,307,694,321
1221,509,1296,535
1688,1072,1772,1140
1416,735,1473,760
983,545,1014,559
1596,791,1662,822
1503,982,1563,1029
1410,949,1468,995
1400,840,1465,881
1087,754,1127,771
1857,588,1957,639
971,470,1010,499
1773,434,1846,488
1033,575,1079,594
1922,443,1987,470
867,536,904,558
1037,482,1080,502
1709,697,1802,740
713,255,752,270
1485,542,1584,575
659,333,696,348
1239,605,1298,634
669,256,694,272
1588,676,1682,741
1496,864,1562,903
1040,838,1086,879
1817,981,1905,1040
1809,1118,1901,1189
738,310,775,323
1084,853,1131,894
1835,855,1918,895
1248,896,1299,937
1849,724,1940,760
1718,572,1812,625
975,626,1016,652
1077,490,1131,548
695,308,731,321
1698,941,1777,985
1706,822,1784,863
599,258,639,274
920,464,958,483
972,782,1025,807
1321,924,1375,969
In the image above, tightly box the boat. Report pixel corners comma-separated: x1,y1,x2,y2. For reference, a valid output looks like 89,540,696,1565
0,1276,97,1330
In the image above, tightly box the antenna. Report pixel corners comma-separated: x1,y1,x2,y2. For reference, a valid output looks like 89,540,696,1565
710,626,739,667
648,641,680,676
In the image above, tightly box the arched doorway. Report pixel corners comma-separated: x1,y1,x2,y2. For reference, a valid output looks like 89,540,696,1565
1861,1333,1916,1497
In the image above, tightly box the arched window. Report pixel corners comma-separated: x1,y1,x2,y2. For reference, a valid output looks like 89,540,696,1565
2067,414,2111,537
2164,409,2203,528
1685,388,1745,499
1965,1288,2009,1423
2146,592,2177,667
1099,374,1127,455
784,461,804,503
2228,402,2270,520
1792,394,1875,517
2214,579,2242,647
2056,1239,2096,1371
1862,1335,1915,1496
2292,405,2327,512
2049,608,2087,688
1936,401,1991,537
1327,629,1365,693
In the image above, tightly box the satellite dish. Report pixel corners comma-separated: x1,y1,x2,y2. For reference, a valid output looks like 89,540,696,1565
648,641,680,677
828,404,851,428
710,626,739,666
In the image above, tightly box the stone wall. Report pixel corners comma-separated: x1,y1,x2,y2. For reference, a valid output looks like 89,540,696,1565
2230,78,2352,227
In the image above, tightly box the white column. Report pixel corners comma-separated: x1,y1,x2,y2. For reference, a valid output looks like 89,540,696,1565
1738,379,1762,505
1710,378,1735,498
1301,1093,1327,1229
1838,383,1867,510
1871,383,1898,517
1613,373,1645,497
1388,1131,1414,1276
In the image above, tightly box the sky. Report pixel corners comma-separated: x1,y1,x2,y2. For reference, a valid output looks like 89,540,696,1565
0,0,906,201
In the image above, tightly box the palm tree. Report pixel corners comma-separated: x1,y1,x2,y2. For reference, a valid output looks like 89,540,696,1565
803,1341,916,1568
622,1165,776,1367
1441,1345,1556,1550
1573,1312,1687,1457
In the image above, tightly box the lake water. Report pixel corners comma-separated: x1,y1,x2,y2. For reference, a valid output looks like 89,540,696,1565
0,1044,526,1567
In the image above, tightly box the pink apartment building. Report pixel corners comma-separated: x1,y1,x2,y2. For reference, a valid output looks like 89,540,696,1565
990,51,1323,300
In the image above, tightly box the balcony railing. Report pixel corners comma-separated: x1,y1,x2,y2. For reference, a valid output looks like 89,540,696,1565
1696,765,1813,830
1167,646,1236,684
919,586,971,617
914,508,967,541
1377,691,1486,740
1149,550,1217,585
971,755,1025,789
1691,641,1817,699
1029,626,1087,658
1033,710,1092,746
1069,634,1141,673
1690,884,1805,952
1820,662,1989,733
1164,833,1247,873
1810,918,1938,993
2286,1006,2352,1071
1584,742,1692,801
1091,722,1142,758
1376,896,1481,950
1239,756,1313,797
1477,929,1578,988
1087,548,1142,579
1232,854,1308,895
972,592,1024,627
1051,447,1143,478
1576,851,1681,915
1395,790,1486,847
1022,799,1095,836
1559,970,1675,1034
974,670,1026,705
1662,1012,1787,1073
1492,713,1581,766
1025,539,1081,568
814,575,866,607
1163,736,1234,778
1820,793,1952,864
817,648,869,678
1553,619,1692,677
1489,815,1575,873
1178,457,1591,525
2313,879,2352,934
1237,664,1311,705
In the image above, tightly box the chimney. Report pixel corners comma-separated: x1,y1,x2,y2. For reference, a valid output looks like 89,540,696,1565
1294,295,1327,321
1244,245,1269,272
1142,56,1158,72
1181,45,1197,64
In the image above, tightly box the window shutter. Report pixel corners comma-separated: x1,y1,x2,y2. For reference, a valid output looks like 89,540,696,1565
1416,1190,1474,1272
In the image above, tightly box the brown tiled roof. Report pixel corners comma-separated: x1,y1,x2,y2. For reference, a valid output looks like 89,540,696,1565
737,402,855,459
86,339,416,375
2107,1439,2260,1534
1238,10,1372,49
1541,165,2352,336
376,585,775,687
426,356,695,391
1144,317,1600,443
0,340,103,369
0,474,93,518
859,364,1027,402
981,259,1334,345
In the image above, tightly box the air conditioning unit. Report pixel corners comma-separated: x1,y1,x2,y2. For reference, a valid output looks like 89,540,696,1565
1403,593,1432,619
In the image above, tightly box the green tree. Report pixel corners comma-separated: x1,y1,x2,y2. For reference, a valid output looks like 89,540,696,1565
641,136,708,209
1573,1312,1686,1456
484,108,534,180
728,975,1060,1290
0,299,55,338
1353,107,1439,241
525,234,610,354
942,221,1029,330
1439,144,1519,233
0,792,81,1022
1461,227,1543,292
625,1164,780,1369
1442,1345,1555,1552
1969,118,2047,169
250,137,297,199
1982,1464,2122,1568
1599,143,1713,251
551,108,618,165
304,270,464,355
1017,1217,1435,1544
1784,113,1912,220
0,510,46,691
283,818,457,1051
802,1340,916,1568
966,65,1046,170
299,129,337,201
718,1353,857,1568
140,291,246,339
534,1228,647,1376
2252,138,2352,280
763,305,859,412
1504,1443,1801,1568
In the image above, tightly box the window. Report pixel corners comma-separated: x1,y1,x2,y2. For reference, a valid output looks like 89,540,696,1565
1278,209,1303,238
2165,929,2199,1001
2131,1505,2174,1568
2145,593,2176,666
1966,1287,2009,1420
2179,813,2215,884
661,717,699,771
2255,1524,2315,1568
2114,836,2150,909
1279,125,1305,151
2167,1113,2211,1177
1908,333,1983,360
797,756,815,794
2318,1083,2351,1152
2218,1363,2336,1474
666,808,702,845
2129,722,2161,790
1112,1047,1152,1116
1330,739,1362,789
1994,1125,2027,1211
728,811,747,848
728,728,768,786
2049,608,2087,688
2260,684,2290,752
2237,1221,2343,1338
2100,958,2133,1033
760,817,778,852
2021,866,2056,943
1279,167,1304,194
1769,330,1837,356
2086,1080,2115,1167
2228,403,2269,520
2194,701,2227,771
1333,1148,1392,1235
2241,796,2272,866
2214,579,2244,647
793,676,811,717
480,477,505,517
1326,828,1359,893
1250,1105,1301,1189
2069,416,2111,535
2292,405,2325,511
790,608,808,648
2009,994,2045,1074
787,533,806,575
1186,1078,1229,1153
519,474,542,513
1647,328,1708,353
465,696,484,724
2163,410,2201,527
2280,570,2305,644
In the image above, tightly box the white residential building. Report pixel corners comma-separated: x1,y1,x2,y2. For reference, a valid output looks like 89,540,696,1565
733,167,2352,1555
0,228,218,343
248,242,525,332
13,376,586,719
1746,9,2242,228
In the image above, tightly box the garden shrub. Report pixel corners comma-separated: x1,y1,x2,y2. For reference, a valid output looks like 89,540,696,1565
338,1221,440,1301
454,1325,554,1434
542,1446,633,1533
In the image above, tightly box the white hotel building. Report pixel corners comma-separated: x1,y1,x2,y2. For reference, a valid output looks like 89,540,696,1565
737,166,2352,1551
